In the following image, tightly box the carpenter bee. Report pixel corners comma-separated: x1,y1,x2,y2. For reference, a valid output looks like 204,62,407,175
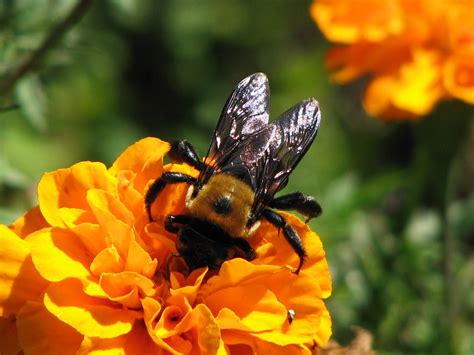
145,73,322,274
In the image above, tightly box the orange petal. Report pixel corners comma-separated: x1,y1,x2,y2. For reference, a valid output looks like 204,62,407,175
208,285,287,332
116,173,146,221
78,323,162,355
27,228,92,282
169,268,208,305
220,331,256,352
38,162,116,228
314,305,332,346
143,295,221,354
109,137,170,195
444,53,474,103
142,297,178,353
90,245,124,276
100,271,155,309
253,212,332,297
87,189,134,226
255,342,311,355
362,49,444,118
170,303,221,354
9,206,48,238
143,222,177,264
44,278,138,338
222,330,311,355
325,44,375,83
156,304,220,354
310,0,403,43
72,223,108,256
0,225,48,316
201,259,331,345
125,234,158,278
201,259,280,295
98,219,159,278
16,301,83,355
0,315,20,355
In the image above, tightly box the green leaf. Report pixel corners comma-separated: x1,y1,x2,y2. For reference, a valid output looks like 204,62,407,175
0,207,22,225
0,155,29,188
15,74,48,131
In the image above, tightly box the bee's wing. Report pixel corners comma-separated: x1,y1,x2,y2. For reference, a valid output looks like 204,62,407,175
252,99,321,215
200,73,270,182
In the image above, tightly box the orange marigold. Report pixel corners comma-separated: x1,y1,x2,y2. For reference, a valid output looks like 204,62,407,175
0,138,332,354
310,0,474,119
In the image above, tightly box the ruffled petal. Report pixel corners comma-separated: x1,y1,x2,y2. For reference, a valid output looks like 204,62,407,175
169,267,208,305
253,212,332,297
16,301,83,355
210,285,287,332
44,278,138,338
9,206,48,238
87,189,135,226
27,228,92,282
109,137,170,194
0,315,20,355
38,162,117,228
0,225,48,316
90,245,124,276
311,0,403,43
77,323,162,355
100,271,155,309
200,259,331,347
443,52,474,103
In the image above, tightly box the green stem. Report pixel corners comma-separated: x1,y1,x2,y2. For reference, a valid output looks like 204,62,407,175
442,113,474,354
443,150,458,354
0,0,93,97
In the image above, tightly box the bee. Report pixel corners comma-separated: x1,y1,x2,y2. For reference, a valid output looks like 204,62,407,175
145,73,322,274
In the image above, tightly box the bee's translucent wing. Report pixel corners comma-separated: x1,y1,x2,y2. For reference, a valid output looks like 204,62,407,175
251,99,321,216
199,73,270,183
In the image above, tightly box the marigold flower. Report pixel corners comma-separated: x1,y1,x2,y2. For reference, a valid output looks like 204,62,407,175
310,0,474,119
0,138,332,354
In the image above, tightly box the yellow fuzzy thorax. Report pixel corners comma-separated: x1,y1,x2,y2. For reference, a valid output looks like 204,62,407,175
186,174,255,238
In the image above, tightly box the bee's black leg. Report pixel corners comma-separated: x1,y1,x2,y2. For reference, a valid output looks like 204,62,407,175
168,140,205,172
165,214,193,233
262,209,307,274
232,237,256,261
145,172,197,221
269,192,322,223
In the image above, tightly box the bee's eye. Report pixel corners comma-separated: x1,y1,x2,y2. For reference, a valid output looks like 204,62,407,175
213,196,232,215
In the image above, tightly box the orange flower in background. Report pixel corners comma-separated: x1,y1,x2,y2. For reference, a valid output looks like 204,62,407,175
0,138,332,354
310,0,474,119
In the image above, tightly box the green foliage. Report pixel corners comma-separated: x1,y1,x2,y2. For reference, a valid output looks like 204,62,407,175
0,0,473,353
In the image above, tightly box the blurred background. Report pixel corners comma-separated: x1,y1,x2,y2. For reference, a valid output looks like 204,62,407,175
1,0,473,353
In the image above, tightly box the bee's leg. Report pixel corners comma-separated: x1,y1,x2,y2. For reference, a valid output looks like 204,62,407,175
262,209,307,274
269,192,322,223
145,172,197,221
232,237,256,261
168,140,205,172
165,214,193,233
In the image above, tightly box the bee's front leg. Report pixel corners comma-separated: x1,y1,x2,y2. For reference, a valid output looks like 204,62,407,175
145,172,197,221
168,140,205,171
269,192,322,223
